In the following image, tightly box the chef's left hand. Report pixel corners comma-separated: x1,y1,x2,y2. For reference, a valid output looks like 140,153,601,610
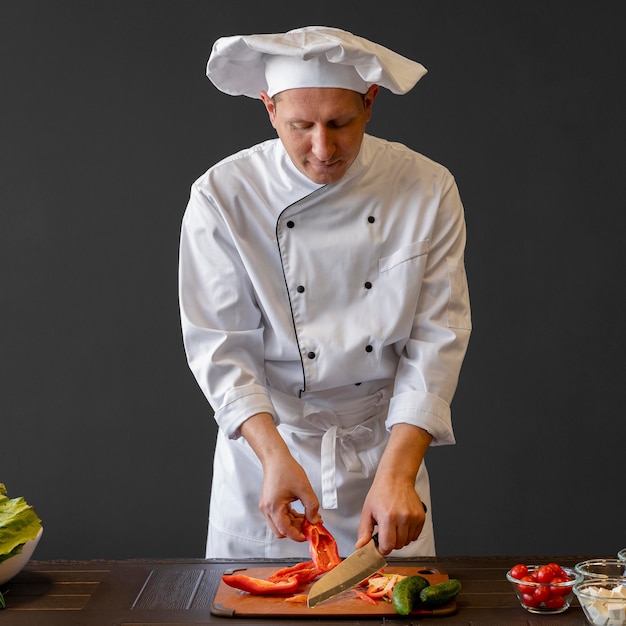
355,423,431,555
356,475,427,555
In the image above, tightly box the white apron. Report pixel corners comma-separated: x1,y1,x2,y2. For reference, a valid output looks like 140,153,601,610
206,383,435,558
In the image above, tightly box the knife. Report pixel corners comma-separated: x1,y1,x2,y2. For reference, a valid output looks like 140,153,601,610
307,534,387,608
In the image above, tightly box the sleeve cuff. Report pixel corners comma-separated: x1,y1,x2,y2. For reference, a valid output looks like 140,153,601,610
386,391,456,446
214,385,278,439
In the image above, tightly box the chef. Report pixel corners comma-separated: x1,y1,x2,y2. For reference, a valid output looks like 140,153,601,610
178,26,471,559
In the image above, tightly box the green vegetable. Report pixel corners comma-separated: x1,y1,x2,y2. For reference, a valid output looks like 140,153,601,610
0,484,42,610
391,575,429,615
0,483,42,564
419,579,462,608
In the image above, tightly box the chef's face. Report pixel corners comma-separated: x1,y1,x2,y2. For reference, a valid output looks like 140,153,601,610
260,85,378,184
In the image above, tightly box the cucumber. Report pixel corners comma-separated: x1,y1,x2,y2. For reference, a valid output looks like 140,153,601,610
391,575,430,615
419,579,462,608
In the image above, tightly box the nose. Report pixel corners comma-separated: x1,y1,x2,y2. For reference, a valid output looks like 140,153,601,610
311,126,335,161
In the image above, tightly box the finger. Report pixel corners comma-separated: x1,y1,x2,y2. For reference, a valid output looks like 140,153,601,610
279,505,308,541
305,509,322,525
300,493,321,525
266,514,286,539
355,516,376,550
286,508,307,536
263,500,292,538
394,525,409,551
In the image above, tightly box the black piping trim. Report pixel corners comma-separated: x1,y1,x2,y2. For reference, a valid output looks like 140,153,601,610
275,186,327,397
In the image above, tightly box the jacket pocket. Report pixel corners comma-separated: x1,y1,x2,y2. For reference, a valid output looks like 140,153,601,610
378,239,430,272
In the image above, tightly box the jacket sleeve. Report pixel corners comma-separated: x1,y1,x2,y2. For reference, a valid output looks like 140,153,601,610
178,182,277,438
385,174,471,445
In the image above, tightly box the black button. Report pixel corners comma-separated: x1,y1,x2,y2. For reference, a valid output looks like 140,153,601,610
364,281,372,289
307,351,316,359
297,285,305,293
287,220,295,228
368,216,375,223
365,345,373,352
355,382,362,386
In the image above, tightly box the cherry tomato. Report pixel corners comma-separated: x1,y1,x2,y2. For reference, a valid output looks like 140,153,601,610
547,562,568,579
550,576,573,596
533,585,552,603
509,563,528,579
536,565,555,583
544,595,566,610
522,592,542,607
517,575,537,594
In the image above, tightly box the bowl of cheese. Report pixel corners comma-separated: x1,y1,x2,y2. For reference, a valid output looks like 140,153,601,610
574,578,626,626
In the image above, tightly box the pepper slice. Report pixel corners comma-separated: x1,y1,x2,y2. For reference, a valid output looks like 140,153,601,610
268,560,321,585
302,520,342,572
354,588,379,605
222,573,300,595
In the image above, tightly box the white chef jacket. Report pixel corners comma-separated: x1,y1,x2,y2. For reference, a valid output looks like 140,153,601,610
179,133,471,559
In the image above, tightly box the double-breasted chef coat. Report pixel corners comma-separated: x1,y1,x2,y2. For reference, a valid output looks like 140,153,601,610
179,133,471,558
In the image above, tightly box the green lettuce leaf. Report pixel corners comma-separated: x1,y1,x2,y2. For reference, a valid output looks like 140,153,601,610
0,483,42,557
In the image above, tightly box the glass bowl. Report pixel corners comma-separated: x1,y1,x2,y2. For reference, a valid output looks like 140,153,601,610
576,559,626,579
506,564,582,615
574,577,626,626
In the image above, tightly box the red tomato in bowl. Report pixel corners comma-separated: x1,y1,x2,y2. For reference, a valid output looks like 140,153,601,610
550,576,573,596
544,595,566,610
536,565,555,583
517,575,537,594
533,585,552,603
522,592,542,607
509,563,528,580
547,562,567,578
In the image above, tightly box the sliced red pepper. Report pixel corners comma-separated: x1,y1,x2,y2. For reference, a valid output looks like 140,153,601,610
354,588,379,605
222,573,300,595
284,594,308,603
301,520,342,572
268,560,321,585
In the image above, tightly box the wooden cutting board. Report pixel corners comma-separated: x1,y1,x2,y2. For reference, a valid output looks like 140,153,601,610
211,565,457,618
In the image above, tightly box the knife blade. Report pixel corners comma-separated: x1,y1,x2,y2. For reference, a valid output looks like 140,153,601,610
307,534,387,608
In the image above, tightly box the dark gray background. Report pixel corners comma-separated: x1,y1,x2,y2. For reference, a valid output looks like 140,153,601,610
2,1,624,560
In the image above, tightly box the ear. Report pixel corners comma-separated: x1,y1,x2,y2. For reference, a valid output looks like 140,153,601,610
259,90,277,128
363,84,379,121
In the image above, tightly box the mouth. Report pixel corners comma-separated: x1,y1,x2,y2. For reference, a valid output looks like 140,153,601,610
302,157,348,183
310,159,342,171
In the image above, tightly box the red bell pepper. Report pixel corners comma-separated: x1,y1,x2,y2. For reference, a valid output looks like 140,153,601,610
222,573,300,595
302,519,342,572
221,521,341,596
268,560,321,585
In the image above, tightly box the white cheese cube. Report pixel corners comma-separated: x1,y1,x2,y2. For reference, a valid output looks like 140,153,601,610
606,602,625,620
585,601,608,625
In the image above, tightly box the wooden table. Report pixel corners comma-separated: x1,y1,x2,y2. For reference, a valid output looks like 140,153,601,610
1,556,594,624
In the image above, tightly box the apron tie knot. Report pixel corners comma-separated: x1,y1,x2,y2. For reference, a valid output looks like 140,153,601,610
303,408,377,510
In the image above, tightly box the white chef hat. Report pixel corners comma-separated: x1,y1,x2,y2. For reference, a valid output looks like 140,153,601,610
206,26,427,99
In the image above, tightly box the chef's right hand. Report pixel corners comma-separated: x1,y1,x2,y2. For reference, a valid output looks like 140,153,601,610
259,451,322,542
239,411,321,542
